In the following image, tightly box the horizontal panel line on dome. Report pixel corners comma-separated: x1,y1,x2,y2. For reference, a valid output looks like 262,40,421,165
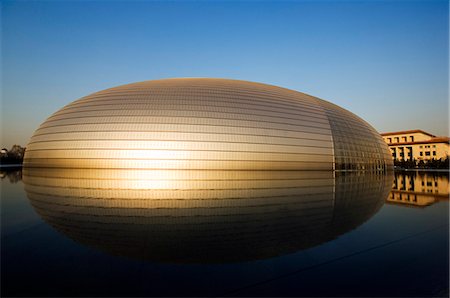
44,215,332,228
25,187,335,197
101,87,316,99
30,206,334,221
24,155,332,160
22,168,334,177
29,124,332,139
103,85,319,104
29,198,332,217
26,186,334,196
28,205,334,216
26,147,333,155
23,178,335,188
32,135,331,150
24,178,335,187
25,186,336,194
24,166,335,171
30,215,331,232
27,147,334,159
27,196,334,206
26,191,334,202
30,216,333,231
23,173,335,182
36,212,333,224
39,115,334,130
27,154,332,163
64,96,329,119
63,94,329,114
25,153,335,164
31,212,334,232
29,194,334,209
27,138,333,149
86,87,317,102
28,209,334,223
23,160,333,170
24,181,334,192
39,116,333,134
35,123,332,138
98,83,300,94
30,130,332,143
24,187,335,201
28,131,330,148
24,159,336,169
26,195,335,211
71,97,323,118
54,103,328,118
47,107,330,127
77,92,323,113
55,104,328,123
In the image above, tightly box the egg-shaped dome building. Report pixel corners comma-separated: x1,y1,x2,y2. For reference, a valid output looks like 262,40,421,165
24,78,392,171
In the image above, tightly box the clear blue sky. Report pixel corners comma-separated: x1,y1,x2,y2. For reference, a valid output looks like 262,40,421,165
2,0,448,148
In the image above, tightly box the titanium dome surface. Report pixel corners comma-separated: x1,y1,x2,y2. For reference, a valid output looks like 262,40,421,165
24,78,392,170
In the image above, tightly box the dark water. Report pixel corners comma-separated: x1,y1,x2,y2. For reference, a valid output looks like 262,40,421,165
1,168,448,297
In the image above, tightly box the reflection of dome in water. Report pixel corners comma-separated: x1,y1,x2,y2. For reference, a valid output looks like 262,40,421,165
23,169,393,264
24,78,392,171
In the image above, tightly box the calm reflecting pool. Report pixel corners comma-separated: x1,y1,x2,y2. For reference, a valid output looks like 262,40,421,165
1,169,448,297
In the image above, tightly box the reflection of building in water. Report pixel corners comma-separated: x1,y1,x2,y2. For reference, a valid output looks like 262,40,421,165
23,168,392,264
387,172,449,207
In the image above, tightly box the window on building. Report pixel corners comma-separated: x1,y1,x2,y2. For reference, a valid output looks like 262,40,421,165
420,152,423,156
433,145,436,148
395,137,399,143
402,137,407,142
387,138,391,143
419,146,423,148
410,136,414,142
425,151,430,156
433,151,436,156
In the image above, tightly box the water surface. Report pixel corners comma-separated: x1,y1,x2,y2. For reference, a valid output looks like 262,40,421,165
1,169,448,297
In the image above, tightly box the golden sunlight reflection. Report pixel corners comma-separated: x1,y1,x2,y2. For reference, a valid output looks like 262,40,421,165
23,168,393,264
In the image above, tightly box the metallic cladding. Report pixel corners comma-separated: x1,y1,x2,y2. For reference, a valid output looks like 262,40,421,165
24,78,393,170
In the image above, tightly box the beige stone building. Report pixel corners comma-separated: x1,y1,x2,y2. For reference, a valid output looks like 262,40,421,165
381,129,450,161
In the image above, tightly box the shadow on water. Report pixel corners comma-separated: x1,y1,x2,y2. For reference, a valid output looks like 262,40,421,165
22,168,393,264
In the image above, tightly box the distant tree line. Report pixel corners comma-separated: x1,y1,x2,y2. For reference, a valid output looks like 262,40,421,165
394,158,449,170
0,145,26,165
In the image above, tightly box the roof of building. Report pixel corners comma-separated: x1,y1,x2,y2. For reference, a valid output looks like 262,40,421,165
387,137,450,146
380,129,435,137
